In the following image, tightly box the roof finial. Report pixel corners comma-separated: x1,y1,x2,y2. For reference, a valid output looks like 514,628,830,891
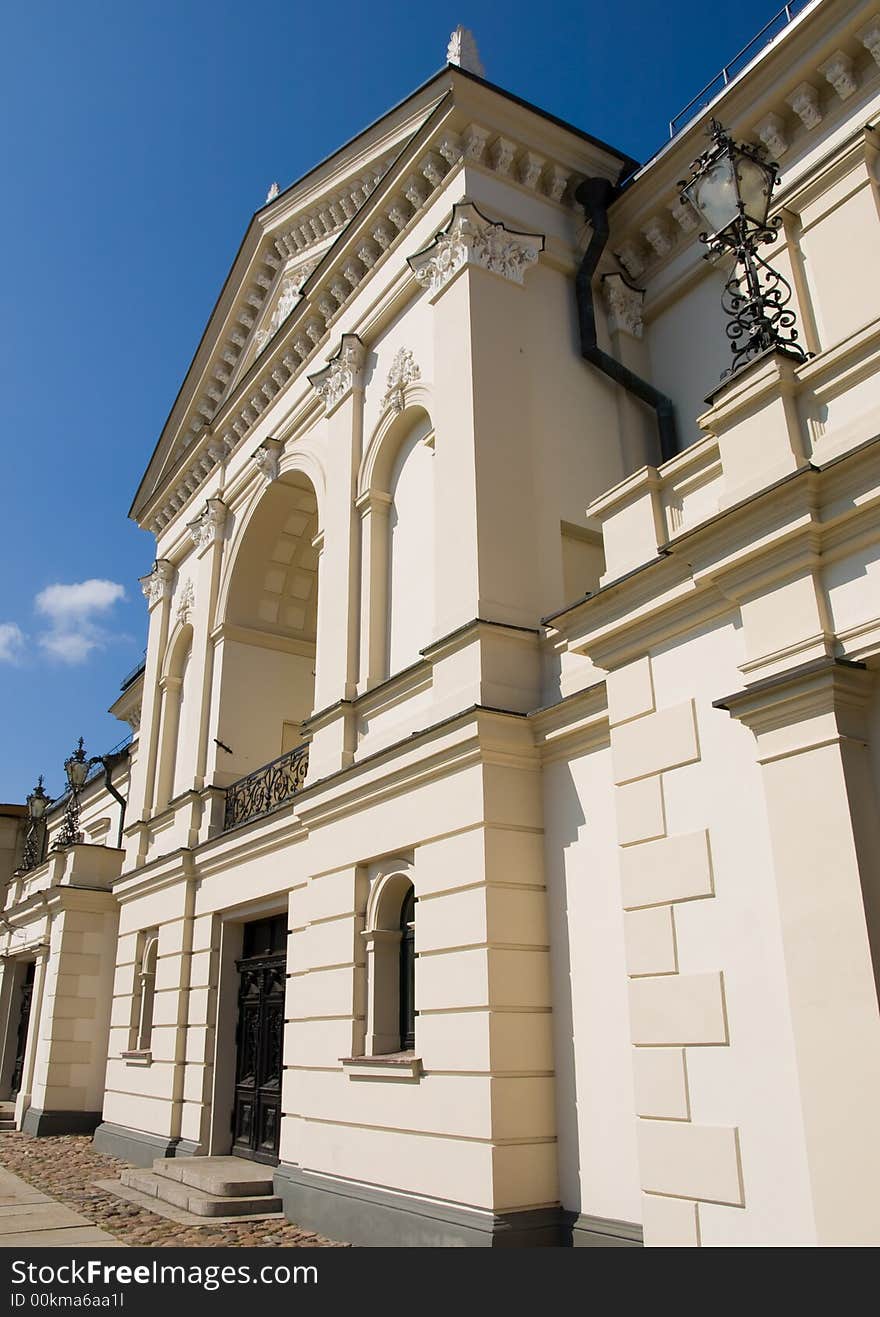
447,26,484,77
265,181,280,203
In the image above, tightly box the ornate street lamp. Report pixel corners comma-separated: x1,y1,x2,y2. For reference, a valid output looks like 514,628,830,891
679,118,809,378
53,737,90,849
52,736,128,851
20,776,52,871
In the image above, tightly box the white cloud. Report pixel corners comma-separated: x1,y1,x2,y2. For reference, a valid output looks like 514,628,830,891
34,579,126,665
35,579,125,623
0,622,25,662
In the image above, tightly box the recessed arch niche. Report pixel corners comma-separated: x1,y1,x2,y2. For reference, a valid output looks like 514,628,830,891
213,470,321,785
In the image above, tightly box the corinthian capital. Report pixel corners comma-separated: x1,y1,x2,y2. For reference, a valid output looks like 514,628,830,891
308,334,366,413
407,201,544,300
139,559,174,609
187,497,228,551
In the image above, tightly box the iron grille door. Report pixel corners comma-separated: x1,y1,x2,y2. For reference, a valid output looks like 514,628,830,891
232,953,285,1163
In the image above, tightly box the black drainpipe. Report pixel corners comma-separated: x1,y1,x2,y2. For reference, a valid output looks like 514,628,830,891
99,756,127,850
574,177,678,463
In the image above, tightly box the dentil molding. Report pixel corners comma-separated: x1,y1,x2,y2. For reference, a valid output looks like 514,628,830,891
407,201,545,299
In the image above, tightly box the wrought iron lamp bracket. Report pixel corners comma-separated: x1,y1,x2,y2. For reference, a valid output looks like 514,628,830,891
680,120,810,379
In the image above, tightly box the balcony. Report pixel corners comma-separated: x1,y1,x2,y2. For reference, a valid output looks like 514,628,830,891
223,742,309,832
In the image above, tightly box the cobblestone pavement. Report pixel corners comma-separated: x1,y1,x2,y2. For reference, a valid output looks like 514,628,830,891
0,1133,346,1248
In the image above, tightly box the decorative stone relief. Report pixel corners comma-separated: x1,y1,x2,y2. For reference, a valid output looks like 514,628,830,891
545,164,570,203
616,241,646,280
139,559,174,608
382,348,421,415
490,137,516,176
669,196,698,234
642,218,674,259
858,19,880,67
176,579,195,625
462,124,490,161
786,81,822,129
438,133,463,166
446,25,485,76
519,152,545,190
309,334,366,411
252,437,283,484
602,273,644,339
150,118,595,536
756,113,788,159
407,201,545,298
253,271,309,354
187,497,227,550
818,51,857,100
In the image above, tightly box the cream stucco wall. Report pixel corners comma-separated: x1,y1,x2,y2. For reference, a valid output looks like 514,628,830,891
5,0,880,1248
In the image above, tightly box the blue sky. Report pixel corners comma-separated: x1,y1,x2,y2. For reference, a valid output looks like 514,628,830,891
0,0,786,802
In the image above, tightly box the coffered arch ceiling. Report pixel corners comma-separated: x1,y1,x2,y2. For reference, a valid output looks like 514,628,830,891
225,473,319,643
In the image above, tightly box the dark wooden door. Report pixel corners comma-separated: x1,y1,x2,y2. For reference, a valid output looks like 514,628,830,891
10,962,35,1097
232,917,286,1164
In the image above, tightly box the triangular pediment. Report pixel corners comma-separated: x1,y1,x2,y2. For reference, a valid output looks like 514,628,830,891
132,66,634,528
133,80,450,519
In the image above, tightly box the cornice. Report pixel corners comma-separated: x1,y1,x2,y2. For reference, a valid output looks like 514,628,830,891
608,0,880,291
528,681,610,762
548,428,880,671
136,77,620,536
713,655,870,737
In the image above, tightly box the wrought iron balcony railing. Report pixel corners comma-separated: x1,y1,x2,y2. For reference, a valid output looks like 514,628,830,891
223,742,310,832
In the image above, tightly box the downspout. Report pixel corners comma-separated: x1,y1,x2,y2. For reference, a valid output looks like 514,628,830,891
574,177,678,463
99,757,127,850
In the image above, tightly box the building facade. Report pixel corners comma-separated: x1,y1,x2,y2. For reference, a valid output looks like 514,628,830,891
3,0,880,1246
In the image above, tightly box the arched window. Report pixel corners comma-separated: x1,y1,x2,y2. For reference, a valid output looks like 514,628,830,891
127,931,158,1055
172,640,197,800
155,625,195,809
386,415,435,677
399,887,415,1051
363,874,417,1055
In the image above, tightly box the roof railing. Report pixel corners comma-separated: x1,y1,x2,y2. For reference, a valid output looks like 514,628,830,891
119,651,147,691
668,0,812,139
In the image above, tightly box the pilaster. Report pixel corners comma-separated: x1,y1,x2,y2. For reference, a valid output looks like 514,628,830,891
131,560,174,839
715,658,880,1244
309,334,367,709
356,490,393,690
698,351,809,507
606,657,743,1246
188,499,228,789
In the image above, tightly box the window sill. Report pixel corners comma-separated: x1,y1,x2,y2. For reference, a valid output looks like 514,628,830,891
121,1050,153,1067
340,1052,422,1082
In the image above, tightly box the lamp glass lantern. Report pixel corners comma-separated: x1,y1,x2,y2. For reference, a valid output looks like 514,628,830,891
26,776,51,822
681,131,775,239
679,118,808,378
65,737,90,791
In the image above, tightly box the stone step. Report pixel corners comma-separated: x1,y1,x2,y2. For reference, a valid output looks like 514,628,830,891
0,1120,16,1131
120,1169,281,1219
151,1155,275,1198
